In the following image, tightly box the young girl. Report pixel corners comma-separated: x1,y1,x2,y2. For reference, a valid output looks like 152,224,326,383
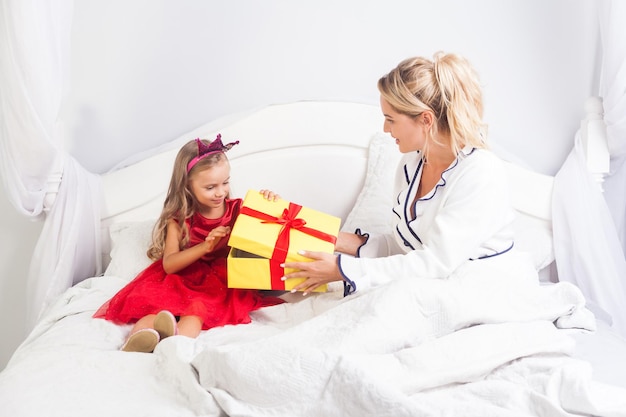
94,135,284,353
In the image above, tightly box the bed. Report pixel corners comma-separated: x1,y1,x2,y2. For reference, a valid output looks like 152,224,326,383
1,101,626,417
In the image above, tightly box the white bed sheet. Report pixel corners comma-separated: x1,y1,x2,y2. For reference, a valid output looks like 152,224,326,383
1,268,626,417
571,319,626,388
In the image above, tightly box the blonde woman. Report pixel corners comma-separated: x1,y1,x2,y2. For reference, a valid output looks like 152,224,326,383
283,52,517,295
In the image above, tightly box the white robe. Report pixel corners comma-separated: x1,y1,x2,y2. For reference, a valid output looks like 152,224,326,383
339,147,524,292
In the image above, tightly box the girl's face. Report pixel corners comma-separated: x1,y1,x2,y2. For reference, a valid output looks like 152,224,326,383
380,96,428,153
189,158,231,217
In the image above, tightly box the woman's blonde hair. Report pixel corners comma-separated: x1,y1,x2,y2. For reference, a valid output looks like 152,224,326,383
377,51,487,157
146,139,229,260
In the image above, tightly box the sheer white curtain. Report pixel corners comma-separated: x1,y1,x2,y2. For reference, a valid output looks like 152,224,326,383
552,0,626,338
599,0,626,253
0,0,102,329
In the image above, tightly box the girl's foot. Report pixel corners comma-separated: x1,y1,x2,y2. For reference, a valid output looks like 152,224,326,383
154,310,178,340
121,328,160,353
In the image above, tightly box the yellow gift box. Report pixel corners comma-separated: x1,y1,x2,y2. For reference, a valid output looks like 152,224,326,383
227,190,341,292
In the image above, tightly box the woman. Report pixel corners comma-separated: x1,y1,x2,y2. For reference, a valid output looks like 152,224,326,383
282,52,518,295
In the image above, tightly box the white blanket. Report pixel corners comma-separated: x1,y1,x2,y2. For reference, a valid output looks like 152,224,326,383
2,263,626,417
186,267,625,417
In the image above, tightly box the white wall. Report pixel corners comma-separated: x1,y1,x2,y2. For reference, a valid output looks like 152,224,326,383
64,0,599,175
0,182,41,369
0,0,599,369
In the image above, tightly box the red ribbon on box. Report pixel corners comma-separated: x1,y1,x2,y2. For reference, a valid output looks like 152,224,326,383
239,203,337,289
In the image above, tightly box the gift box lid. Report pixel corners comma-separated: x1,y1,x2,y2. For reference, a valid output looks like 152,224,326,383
228,190,341,263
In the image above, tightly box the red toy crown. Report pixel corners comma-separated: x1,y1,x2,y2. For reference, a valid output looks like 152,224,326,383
186,134,239,172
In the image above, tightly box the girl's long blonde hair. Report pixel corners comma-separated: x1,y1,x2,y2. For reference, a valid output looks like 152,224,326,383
377,52,488,157
146,139,229,260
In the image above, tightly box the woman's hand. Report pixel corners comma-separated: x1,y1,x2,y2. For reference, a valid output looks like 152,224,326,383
281,250,344,295
259,189,280,201
204,225,231,252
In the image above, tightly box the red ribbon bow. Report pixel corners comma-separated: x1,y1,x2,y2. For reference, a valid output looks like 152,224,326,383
239,203,337,289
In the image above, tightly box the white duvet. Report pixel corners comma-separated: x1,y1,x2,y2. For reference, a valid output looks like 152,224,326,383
2,259,626,417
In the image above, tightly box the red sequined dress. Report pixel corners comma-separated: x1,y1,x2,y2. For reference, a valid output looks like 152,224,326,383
94,198,284,330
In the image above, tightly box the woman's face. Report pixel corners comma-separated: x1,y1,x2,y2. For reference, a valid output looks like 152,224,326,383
380,96,427,153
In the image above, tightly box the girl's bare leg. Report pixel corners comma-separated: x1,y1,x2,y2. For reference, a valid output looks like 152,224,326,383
177,315,203,338
129,314,156,334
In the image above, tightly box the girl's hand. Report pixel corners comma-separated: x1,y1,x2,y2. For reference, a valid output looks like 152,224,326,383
259,189,280,201
280,250,343,295
204,225,231,252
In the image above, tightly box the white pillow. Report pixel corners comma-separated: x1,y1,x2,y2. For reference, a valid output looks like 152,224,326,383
104,135,554,280
341,132,402,234
104,220,155,280
341,134,554,272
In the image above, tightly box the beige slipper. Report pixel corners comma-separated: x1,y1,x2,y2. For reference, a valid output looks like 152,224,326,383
154,310,177,340
121,328,160,353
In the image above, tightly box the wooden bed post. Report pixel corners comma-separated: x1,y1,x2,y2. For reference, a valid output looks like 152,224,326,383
580,96,610,191
42,158,63,214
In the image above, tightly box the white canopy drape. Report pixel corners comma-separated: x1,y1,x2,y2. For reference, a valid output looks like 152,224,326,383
0,0,101,329
599,0,626,253
552,0,626,338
